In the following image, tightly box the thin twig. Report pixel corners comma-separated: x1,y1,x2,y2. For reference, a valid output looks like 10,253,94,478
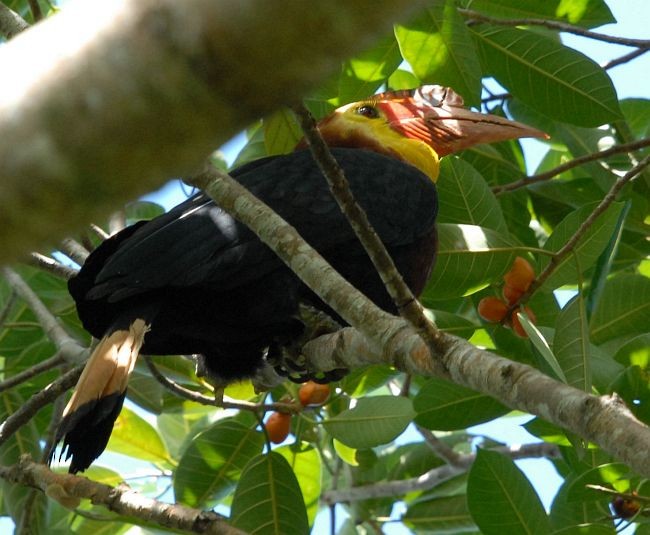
459,8,650,48
59,238,89,265
492,138,650,195
481,92,511,104
27,0,43,21
0,364,84,448
604,48,649,70
28,252,78,280
144,357,300,414
416,425,463,466
1,267,85,360
89,223,110,241
291,103,444,352
0,350,65,394
0,2,29,38
1,456,246,535
0,290,17,327
522,155,650,301
322,442,560,504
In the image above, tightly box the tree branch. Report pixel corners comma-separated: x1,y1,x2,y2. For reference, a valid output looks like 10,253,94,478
0,456,246,535
458,8,650,48
517,154,650,302
0,364,83,448
491,138,650,195
0,2,29,39
144,357,300,414
187,158,650,477
291,103,443,351
0,350,65,394
322,442,560,504
0,0,428,264
604,47,649,70
1,267,85,361
28,252,78,280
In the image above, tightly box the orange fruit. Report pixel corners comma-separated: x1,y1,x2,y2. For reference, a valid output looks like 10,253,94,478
266,412,291,443
298,381,331,406
503,257,535,292
478,297,509,323
511,306,537,338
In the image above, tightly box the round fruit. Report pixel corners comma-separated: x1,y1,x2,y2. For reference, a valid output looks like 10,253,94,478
478,296,509,323
511,306,537,338
503,257,535,292
611,495,641,519
266,412,291,444
298,381,331,406
503,283,525,305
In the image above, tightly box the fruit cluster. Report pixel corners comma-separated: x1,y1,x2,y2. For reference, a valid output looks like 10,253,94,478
477,256,537,337
265,381,331,444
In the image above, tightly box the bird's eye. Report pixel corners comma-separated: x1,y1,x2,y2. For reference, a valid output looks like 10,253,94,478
356,105,379,119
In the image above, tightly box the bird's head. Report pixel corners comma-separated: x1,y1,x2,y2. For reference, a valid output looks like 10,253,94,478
313,85,547,182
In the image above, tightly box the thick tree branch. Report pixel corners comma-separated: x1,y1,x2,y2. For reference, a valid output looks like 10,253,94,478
0,3,29,39
189,161,650,478
492,138,650,195
0,0,427,264
292,103,443,351
0,456,246,535
458,8,650,48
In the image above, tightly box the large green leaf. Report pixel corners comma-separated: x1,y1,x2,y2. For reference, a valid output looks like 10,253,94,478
231,452,309,535
395,0,481,106
263,109,302,156
457,0,615,28
540,202,624,289
550,476,615,532
436,158,508,233
323,396,415,449
107,406,172,466
553,295,591,391
468,449,551,534
471,26,621,127
404,494,476,532
590,274,650,344
338,33,402,104
414,377,508,430
276,444,321,525
173,418,264,507
423,223,518,299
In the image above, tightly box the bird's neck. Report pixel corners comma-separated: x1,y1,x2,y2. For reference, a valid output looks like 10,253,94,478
313,115,441,182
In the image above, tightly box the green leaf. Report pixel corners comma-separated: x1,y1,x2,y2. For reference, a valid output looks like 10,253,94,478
553,295,591,391
231,452,309,535
338,33,402,104
471,26,621,127
523,418,573,446
540,202,624,290
468,449,551,534
590,274,650,344
323,396,415,449
173,418,264,507
457,0,615,28
519,314,568,382
436,158,508,234
425,309,477,339
341,365,399,397
107,406,171,466
404,494,476,532
395,0,481,106
414,377,508,430
424,223,518,300
550,476,615,532
565,462,632,502
614,334,650,368
276,444,321,525
620,98,650,139
387,69,420,91
263,109,302,156
124,200,166,223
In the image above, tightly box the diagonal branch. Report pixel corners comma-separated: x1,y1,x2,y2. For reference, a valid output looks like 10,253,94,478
458,8,650,48
291,103,442,350
492,138,650,195
0,2,29,39
188,160,650,478
0,456,245,535
517,154,650,303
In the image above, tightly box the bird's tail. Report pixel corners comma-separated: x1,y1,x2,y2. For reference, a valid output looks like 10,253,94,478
51,318,149,473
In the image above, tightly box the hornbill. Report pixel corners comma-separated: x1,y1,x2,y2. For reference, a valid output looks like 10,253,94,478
51,85,545,473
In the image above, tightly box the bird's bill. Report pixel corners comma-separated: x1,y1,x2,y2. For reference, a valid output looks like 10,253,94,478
376,85,548,157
